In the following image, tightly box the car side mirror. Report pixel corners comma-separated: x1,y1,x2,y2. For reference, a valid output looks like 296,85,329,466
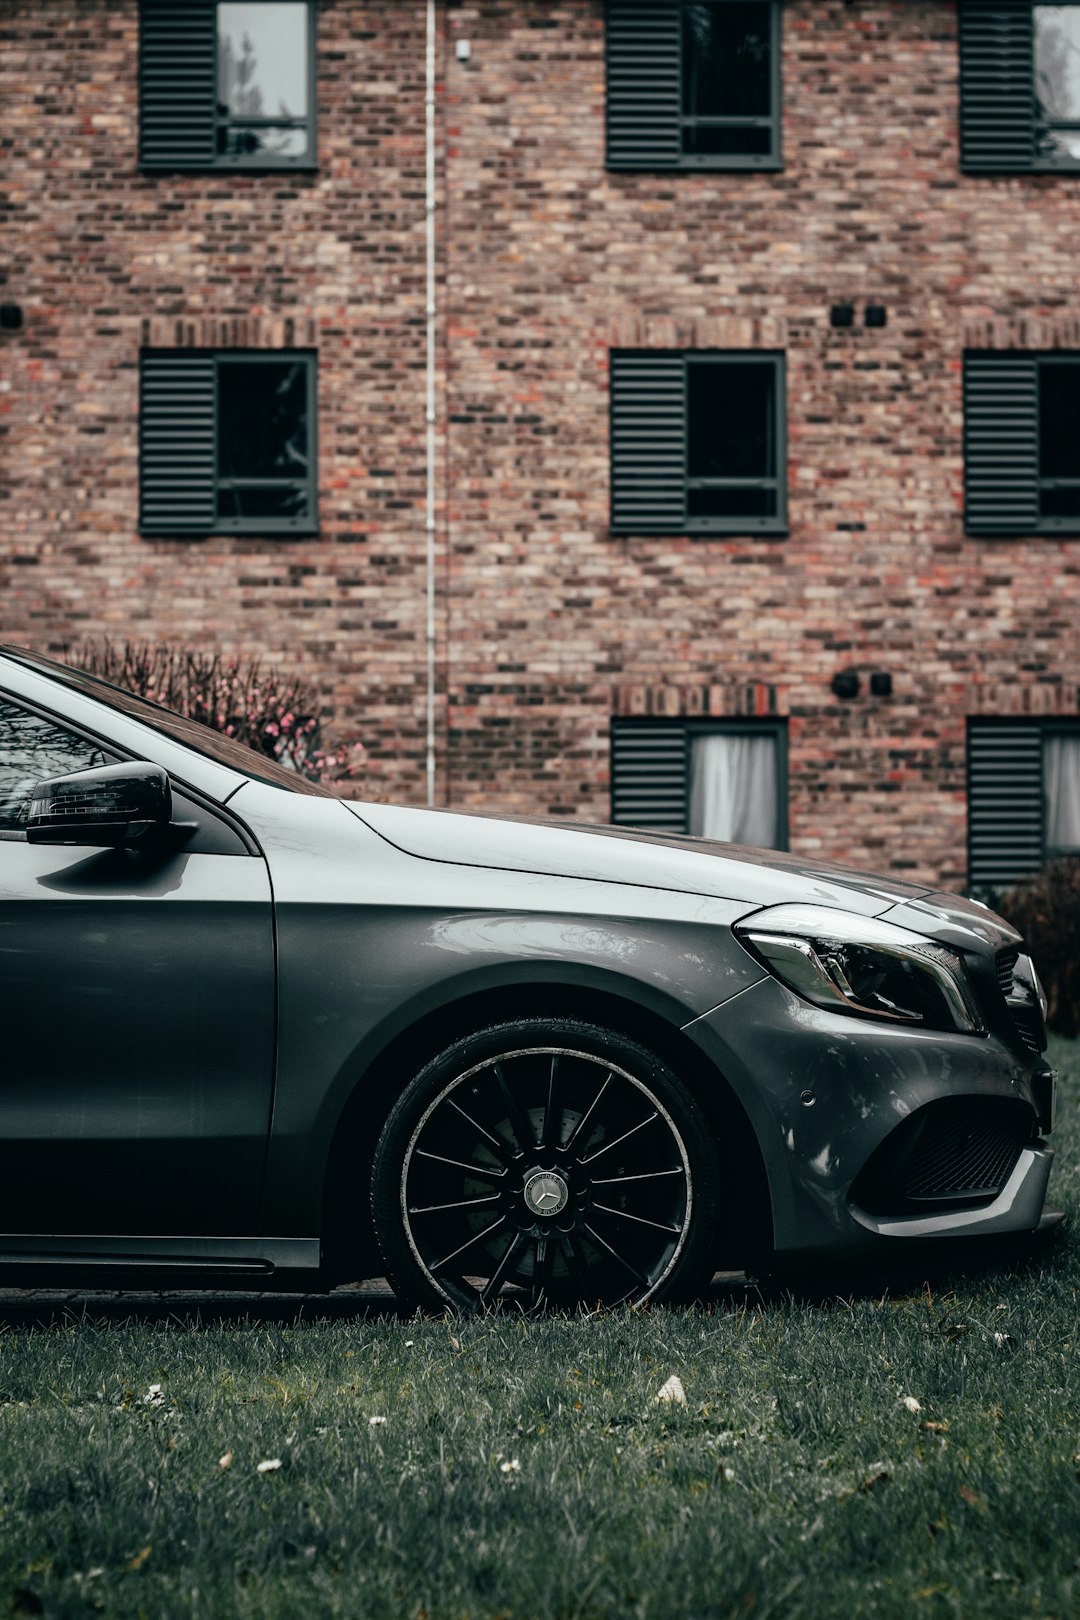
27,761,173,848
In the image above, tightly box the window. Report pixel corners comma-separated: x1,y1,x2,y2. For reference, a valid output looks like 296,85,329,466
606,1,781,171
968,720,1080,886
1035,4,1080,159
140,1,315,171
0,699,110,835
610,351,786,535
959,2,1080,173
140,351,317,537
610,718,788,847
964,351,1080,535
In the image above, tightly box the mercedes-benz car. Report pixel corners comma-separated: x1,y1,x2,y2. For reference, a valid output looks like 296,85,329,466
0,644,1059,1308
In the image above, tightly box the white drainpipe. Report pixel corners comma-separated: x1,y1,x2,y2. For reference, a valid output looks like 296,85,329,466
424,0,438,806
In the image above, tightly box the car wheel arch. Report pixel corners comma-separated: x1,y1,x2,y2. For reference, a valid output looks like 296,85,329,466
319,979,772,1285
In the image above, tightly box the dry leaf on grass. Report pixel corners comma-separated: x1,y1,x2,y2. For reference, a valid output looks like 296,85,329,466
656,1374,686,1405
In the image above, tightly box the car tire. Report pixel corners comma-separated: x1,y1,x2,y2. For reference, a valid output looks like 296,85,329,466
370,1017,721,1312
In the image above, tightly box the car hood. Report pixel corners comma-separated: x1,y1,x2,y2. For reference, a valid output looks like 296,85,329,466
347,801,948,920
347,803,1022,949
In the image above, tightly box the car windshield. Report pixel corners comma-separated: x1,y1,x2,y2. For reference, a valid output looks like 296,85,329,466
3,646,335,796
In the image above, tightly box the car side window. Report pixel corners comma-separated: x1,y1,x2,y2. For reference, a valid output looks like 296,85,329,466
0,697,110,833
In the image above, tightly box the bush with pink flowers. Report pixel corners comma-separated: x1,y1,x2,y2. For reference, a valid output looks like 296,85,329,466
73,641,362,787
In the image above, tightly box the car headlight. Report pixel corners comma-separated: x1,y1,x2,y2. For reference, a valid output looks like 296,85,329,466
734,904,983,1034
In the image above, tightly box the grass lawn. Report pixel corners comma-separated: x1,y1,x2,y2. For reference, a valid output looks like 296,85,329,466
1,1041,1077,1620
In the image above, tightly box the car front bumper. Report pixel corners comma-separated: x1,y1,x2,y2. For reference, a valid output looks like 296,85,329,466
683,976,1055,1261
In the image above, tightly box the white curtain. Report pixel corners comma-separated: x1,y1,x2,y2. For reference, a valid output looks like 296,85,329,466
1045,734,1080,850
689,733,778,847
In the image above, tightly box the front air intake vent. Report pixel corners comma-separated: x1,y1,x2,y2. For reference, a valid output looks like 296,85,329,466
898,1108,1025,1203
853,1098,1033,1215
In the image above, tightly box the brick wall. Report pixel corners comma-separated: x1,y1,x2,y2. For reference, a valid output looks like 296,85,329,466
3,0,1080,886
441,0,1080,886
1,0,439,792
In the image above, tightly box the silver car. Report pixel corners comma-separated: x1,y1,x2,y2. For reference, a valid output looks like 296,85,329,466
0,645,1059,1308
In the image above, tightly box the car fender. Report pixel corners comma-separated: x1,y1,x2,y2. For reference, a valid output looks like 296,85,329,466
230,787,765,1234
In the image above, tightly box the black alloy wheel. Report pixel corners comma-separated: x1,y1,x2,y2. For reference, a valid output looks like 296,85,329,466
370,1018,721,1311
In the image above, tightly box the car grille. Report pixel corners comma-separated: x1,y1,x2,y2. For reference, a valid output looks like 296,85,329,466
853,1098,1032,1214
994,946,1045,1054
996,946,1019,999
1009,1007,1044,1054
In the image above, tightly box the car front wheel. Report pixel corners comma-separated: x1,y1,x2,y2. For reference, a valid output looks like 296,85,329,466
370,1018,721,1311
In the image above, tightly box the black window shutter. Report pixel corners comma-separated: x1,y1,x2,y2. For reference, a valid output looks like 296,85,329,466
958,2,1035,173
611,721,689,832
605,2,681,171
139,1,217,171
963,353,1039,536
968,722,1044,887
140,354,217,536
610,352,686,534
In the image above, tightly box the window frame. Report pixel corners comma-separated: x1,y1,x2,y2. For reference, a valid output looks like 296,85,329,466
684,352,786,533
609,349,788,538
610,715,789,848
1034,3,1080,170
139,0,317,174
214,0,318,171
139,348,318,540
605,0,782,174
1041,721,1080,856
677,0,782,172
212,351,318,535
1034,353,1080,527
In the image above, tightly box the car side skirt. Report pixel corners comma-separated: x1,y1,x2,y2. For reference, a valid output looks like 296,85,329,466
0,1235,320,1274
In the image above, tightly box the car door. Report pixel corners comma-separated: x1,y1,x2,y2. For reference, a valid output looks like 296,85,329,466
0,693,275,1237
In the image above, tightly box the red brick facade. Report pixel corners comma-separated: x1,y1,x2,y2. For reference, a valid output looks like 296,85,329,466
3,0,1079,887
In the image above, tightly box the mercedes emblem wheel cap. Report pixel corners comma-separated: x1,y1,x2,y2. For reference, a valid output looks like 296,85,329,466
522,1168,569,1219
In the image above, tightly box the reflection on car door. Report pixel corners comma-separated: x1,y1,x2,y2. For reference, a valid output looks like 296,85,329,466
0,696,275,1237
